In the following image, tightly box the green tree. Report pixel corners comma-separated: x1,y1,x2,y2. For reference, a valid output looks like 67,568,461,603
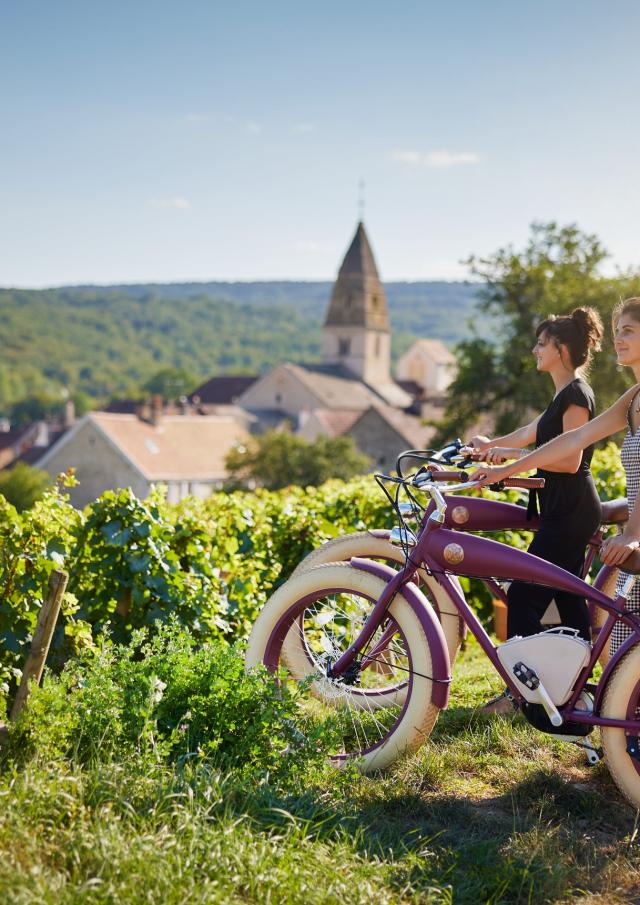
225,431,370,489
434,222,640,442
143,367,197,400
70,391,93,418
8,394,64,428
0,462,51,511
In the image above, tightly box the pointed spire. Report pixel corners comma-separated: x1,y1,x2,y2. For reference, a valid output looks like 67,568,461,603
324,221,389,331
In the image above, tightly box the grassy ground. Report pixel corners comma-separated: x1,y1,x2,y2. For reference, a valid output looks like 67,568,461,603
2,638,640,904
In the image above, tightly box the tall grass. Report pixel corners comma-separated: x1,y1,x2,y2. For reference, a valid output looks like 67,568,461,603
1,630,639,904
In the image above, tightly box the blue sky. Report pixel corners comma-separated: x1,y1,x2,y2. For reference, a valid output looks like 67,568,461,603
1,0,639,286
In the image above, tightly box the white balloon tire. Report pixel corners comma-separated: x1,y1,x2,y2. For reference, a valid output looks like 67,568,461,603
287,531,463,668
245,562,440,771
601,644,640,808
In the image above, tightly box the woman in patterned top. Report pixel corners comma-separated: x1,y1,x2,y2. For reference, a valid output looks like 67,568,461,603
472,297,640,657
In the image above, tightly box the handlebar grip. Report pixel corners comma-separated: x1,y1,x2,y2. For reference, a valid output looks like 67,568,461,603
426,469,469,482
501,477,545,490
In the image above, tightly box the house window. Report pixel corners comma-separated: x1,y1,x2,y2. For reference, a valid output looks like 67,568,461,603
339,338,351,356
275,392,282,404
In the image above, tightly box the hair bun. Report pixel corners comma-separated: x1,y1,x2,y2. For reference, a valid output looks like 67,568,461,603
571,306,603,351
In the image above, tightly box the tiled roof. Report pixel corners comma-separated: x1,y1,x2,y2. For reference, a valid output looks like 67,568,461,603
324,221,389,331
307,409,362,436
86,412,250,480
338,221,380,279
353,405,438,449
403,339,456,364
0,425,32,451
284,363,384,410
190,375,258,405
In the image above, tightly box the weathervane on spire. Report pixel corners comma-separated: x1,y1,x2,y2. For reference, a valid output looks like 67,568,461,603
357,179,365,222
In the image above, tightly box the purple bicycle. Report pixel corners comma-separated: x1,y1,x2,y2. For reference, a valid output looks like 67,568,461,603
246,468,640,808
273,444,626,693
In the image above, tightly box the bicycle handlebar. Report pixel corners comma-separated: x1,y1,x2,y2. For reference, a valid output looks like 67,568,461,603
413,470,545,491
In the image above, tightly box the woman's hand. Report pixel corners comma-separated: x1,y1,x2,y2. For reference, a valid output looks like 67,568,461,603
468,435,492,452
468,464,514,486
600,533,640,566
474,447,512,465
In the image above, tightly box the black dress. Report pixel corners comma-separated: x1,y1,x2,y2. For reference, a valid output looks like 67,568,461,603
507,378,602,641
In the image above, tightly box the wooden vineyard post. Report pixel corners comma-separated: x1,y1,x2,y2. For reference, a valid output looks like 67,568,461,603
9,569,68,721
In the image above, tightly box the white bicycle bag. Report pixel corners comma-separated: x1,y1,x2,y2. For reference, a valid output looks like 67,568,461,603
496,627,591,705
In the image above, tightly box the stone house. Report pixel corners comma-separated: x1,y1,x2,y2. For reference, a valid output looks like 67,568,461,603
35,410,250,508
396,338,456,396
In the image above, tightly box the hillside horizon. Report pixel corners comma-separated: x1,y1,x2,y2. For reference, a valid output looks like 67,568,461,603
0,281,484,411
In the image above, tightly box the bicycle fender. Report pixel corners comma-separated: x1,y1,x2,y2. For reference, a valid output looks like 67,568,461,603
350,557,451,708
594,633,640,713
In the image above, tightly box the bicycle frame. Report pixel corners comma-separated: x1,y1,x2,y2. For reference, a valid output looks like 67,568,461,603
419,492,618,602
330,501,640,735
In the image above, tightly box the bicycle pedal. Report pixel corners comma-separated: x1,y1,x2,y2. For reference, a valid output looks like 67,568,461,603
554,734,603,766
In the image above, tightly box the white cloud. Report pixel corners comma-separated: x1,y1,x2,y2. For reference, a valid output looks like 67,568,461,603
291,122,316,134
245,120,262,135
150,197,192,210
393,149,480,168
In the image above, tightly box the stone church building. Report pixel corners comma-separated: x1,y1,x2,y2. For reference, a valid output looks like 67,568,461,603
237,221,455,471
26,220,456,503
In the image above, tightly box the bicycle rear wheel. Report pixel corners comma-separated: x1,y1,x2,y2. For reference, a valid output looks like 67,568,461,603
245,562,441,771
284,531,462,675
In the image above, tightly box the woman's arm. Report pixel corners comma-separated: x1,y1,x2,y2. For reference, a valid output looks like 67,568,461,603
471,386,636,485
469,416,540,452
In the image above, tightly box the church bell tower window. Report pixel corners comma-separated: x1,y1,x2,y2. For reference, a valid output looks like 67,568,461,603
339,338,351,357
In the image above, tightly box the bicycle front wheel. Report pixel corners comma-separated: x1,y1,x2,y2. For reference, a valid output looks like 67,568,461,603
245,562,441,771
601,643,640,808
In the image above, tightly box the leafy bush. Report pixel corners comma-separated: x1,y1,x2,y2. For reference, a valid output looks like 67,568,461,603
0,474,393,706
9,622,331,788
225,430,371,489
0,444,628,712
0,462,51,511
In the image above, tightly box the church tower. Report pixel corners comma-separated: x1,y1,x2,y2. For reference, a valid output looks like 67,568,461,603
322,221,392,387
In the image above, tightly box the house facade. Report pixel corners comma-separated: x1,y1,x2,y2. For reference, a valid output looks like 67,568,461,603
36,411,250,508
396,338,456,396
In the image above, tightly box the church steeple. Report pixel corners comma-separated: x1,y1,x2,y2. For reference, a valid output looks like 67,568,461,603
322,221,391,386
324,222,389,331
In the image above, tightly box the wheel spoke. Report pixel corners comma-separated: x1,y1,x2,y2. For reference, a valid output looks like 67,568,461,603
275,587,411,758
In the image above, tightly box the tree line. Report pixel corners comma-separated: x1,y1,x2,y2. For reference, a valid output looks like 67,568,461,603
434,221,640,441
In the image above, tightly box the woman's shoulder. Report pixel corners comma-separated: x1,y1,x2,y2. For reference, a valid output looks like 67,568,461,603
560,377,595,407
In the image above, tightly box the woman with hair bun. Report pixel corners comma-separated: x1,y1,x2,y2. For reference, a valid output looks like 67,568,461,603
473,298,640,660
469,306,604,712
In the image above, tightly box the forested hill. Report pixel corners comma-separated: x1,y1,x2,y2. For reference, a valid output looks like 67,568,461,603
0,281,481,406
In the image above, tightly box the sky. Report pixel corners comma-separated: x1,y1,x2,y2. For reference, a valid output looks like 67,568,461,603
1,0,639,286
